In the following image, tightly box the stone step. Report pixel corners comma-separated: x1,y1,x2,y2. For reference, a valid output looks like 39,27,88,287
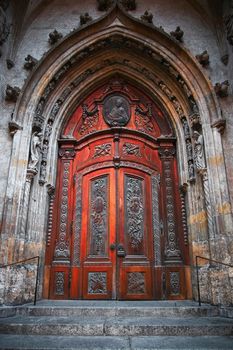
0,335,233,350
0,315,232,336
14,300,220,318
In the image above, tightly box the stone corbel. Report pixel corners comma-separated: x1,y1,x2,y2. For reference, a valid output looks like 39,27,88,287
5,85,21,102
8,120,22,136
211,119,226,135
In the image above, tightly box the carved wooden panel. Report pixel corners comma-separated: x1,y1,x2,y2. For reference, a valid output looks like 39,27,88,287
127,272,145,294
88,272,107,294
55,272,65,295
125,176,144,252
89,176,108,256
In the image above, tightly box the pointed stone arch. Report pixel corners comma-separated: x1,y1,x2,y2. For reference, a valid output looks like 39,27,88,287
2,2,232,303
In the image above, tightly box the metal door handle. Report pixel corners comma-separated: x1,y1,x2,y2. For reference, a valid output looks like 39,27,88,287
117,244,126,257
110,243,116,251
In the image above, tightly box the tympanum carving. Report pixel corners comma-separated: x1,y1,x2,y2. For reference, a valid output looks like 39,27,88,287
135,104,154,133
79,104,99,135
103,95,130,127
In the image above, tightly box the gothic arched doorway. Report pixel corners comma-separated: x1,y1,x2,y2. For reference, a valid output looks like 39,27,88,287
45,79,190,300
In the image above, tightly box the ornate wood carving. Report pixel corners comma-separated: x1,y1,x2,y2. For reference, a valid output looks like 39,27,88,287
90,176,108,255
128,272,145,294
88,272,107,294
170,271,180,295
54,162,70,261
123,143,141,157
103,95,130,127
135,104,154,133
73,174,82,266
159,148,181,262
125,176,144,249
79,104,99,135
152,174,161,265
55,272,65,295
46,185,55,247
93,143,111,158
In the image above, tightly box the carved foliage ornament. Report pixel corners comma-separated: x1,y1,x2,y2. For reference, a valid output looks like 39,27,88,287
135,104,154,133
128,272,145,294
79,104,99,136
5,85,21,102
90,176,108,256
88,272,107,294
93,143,112,158
125,176,144,249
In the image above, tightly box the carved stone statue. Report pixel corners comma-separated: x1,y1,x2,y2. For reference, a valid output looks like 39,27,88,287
181,117,190,137
186,139,193,160
193,131,206,170
28,132,43,171
188,160,195,180
103,95,130,127
44,120,53,141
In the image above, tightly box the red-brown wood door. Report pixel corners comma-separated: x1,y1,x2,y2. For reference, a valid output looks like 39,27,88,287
75,164,156,300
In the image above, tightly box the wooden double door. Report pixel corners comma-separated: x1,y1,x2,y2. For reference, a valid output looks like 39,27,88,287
77,164,157,300
45,86,190,299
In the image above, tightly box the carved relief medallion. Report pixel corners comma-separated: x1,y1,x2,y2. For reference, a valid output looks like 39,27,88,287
103,95,130,127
